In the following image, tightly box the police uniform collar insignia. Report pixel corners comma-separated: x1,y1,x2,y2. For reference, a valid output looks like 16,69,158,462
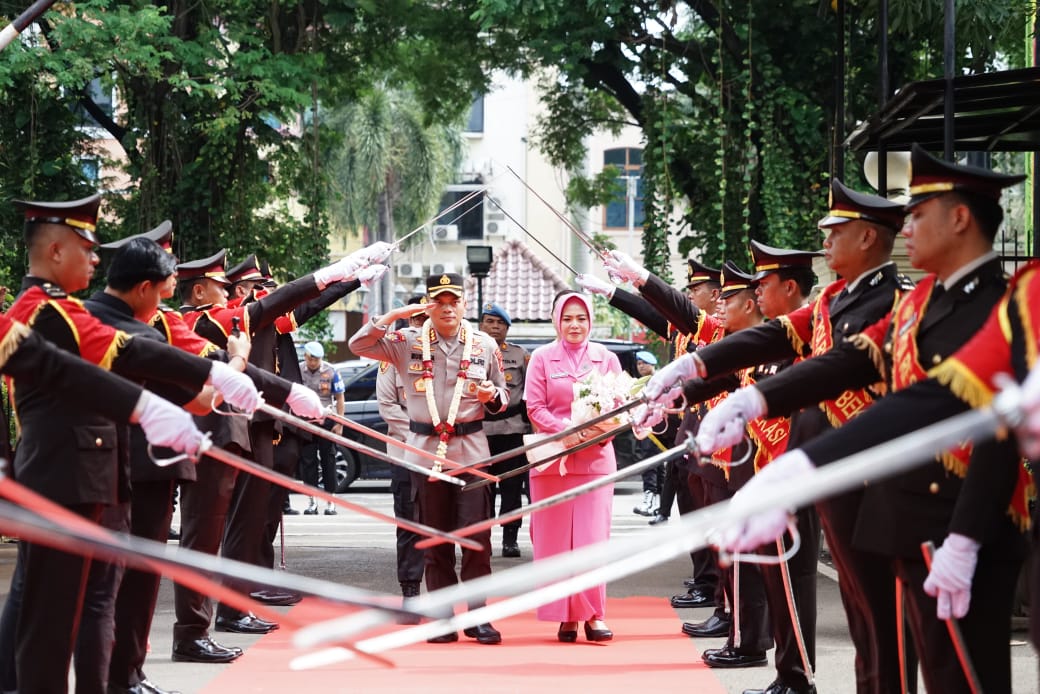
869,271,883,287
963,277,978,294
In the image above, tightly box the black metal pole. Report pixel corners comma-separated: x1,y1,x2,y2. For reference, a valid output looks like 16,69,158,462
833,0,846,181
943,0,955,161
477,276,484,316
878,0,889,194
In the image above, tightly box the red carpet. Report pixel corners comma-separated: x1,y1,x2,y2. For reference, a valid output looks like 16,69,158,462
202,596,728,693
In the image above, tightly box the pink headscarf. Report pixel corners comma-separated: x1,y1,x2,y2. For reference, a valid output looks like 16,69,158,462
552,292,594,346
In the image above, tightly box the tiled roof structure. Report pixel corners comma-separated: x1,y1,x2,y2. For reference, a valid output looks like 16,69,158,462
465,239,571,322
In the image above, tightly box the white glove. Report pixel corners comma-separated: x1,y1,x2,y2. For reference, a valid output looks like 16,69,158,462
716,449,815,552
208,360,261,414
132,391,206,458
603,250,650,285
575,274,616,298
355,240,394,265
312,242,396,289
641,353,704,403
356,263,389,289
287,383,325,420
1013,366,1040,459
632,403,664,439
923,533,979,620
696,386,767,455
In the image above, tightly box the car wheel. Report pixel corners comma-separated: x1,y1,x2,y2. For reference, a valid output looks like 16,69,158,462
335,447,359,492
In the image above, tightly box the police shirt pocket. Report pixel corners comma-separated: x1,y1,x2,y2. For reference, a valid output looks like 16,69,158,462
73,424,118,464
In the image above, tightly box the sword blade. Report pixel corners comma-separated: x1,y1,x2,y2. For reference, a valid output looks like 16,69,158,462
418,432,686,549
505,165,605,257
322,411,498,483
453,398,643,476
295,401,1010,651
464,421,633,491
485,196,578,275
199,440,483,551
256,404,472,485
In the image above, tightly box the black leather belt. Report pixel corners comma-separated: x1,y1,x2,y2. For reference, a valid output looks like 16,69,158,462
483,404,524,422
409,420,483,437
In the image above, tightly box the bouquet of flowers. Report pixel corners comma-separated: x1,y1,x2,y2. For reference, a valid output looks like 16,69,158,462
570,371,637,436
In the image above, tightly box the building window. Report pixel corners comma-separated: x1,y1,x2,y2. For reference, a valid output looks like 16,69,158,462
603,147,644,230
465,95,484,133
438,187,485,241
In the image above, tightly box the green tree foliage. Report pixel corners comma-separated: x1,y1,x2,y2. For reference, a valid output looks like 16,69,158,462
325,85,464,312
0,0,490,290
468,0,1031,273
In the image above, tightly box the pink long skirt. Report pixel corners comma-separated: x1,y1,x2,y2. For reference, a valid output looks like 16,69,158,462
528,472,614,622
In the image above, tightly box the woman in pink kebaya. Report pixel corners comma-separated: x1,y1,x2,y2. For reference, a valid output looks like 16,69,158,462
524,291,623,643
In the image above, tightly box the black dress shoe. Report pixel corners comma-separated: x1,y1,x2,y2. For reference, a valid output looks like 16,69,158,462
501,542,521,558
249,589,303,606
135,679,180,694
742,679,817,694
701,645,767,668
426,631,459,643
282,506,301,516
682,613,731,637
171,637,243,663
583,621,613,642
463,623,502,644
557,622,578,643
648,513,669,525
167,528,180,541
215,613,279,634
670,589,715,609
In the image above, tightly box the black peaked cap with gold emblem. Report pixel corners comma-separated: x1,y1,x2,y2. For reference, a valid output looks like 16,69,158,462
15,193,102,245
720,261,756,299
686,259,722,288
749,239,822,281
906,143,1026,210
226,254,266,284
177,249,230,284
819,179,906,231
99,220,173,252
426,272,464,299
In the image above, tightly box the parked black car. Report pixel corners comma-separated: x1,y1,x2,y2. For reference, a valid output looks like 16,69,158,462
331,338,648,490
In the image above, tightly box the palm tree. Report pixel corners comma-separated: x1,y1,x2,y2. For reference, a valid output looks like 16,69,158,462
326,86,463,314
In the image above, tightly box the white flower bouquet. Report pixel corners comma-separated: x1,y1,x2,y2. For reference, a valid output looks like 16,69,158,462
570,371,637,436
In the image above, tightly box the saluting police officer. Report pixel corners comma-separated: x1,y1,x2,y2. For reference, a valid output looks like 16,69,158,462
350,272,509,645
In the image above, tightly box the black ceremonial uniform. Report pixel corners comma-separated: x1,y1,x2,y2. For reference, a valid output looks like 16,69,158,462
695,263,914,694
0,277,211,693
608,284,716,588
759,256,1023,693
175,271,323,640
262,278,361,570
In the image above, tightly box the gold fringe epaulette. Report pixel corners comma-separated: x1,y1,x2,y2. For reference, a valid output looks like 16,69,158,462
847,332,888,393
98,330,133,371
1009,475,1036,532
0,321,30,372
930,358,994,409
779,316,806,357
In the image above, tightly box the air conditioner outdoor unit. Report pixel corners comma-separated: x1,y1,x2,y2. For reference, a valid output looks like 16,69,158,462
396,262,424,279
484,220,506,236
432,224,459,242
430,262,457,275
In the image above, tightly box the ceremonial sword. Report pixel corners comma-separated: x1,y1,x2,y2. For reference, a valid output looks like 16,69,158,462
293,385,1022,656
175,435,482,550
418,432,688,547
322,410,497,482
0,0,55,51
254,402,495,483
921,541,983,693
450,397,644,478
